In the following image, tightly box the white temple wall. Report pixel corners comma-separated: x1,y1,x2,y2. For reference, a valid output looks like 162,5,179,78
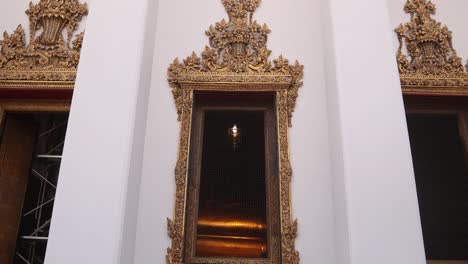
322,0,426,263
1,0,467,264
37,0,156,263
387,0,468,63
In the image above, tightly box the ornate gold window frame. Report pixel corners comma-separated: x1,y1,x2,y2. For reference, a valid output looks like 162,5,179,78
166,1,303,263
396,2,468,264
0,2,87,262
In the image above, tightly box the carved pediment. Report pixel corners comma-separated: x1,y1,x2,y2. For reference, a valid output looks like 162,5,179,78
168,0,304,125
0,0,88,89
395,0,468,93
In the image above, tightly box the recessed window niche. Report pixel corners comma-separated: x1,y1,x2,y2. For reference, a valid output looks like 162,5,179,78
404,97,468,264
165,0,303,263
407,112,468,261
185,93,278,260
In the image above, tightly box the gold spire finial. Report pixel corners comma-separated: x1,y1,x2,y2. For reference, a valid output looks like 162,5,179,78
0,0,88,89
168,0,303,123
396,0,464,76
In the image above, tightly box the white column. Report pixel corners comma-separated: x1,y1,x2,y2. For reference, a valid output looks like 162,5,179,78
44,0,157,263
321,0,427,263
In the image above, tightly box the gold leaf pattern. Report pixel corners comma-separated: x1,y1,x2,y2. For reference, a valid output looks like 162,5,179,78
0,0,88,89
395,0,467,89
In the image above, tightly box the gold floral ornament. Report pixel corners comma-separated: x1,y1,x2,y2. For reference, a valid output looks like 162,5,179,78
167,0,303,263
395,0,467,92
0,0,88,89
168,0,304,126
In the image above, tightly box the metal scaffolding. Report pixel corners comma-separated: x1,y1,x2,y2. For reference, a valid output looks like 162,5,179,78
13,114,68,264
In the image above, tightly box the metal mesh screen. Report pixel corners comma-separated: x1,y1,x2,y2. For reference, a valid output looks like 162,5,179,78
196,110,268,258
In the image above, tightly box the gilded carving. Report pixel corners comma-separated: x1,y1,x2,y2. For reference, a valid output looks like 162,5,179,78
277,90,299,264
167,89,193,264
0,0,88,89
168,0,304,126
395,0,467,92
167,0,303,263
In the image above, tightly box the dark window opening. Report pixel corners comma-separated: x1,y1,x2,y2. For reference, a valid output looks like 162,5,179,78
196,110,267,258
407,114,468,260
0,113,68,264
183,92,280,262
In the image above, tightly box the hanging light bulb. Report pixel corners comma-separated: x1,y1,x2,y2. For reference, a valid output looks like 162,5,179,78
231,125,239,137
228,124,241,150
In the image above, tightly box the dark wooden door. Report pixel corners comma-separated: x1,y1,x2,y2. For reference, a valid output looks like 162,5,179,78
0,115,37,264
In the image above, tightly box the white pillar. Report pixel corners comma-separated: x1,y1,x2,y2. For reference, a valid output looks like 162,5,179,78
322,0,427,263
44,0,157,263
